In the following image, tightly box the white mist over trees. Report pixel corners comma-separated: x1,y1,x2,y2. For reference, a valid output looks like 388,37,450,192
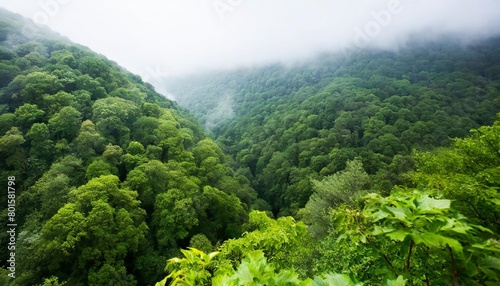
0,0,500,81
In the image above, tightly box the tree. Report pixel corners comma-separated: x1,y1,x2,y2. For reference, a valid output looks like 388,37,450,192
7,72,63,106
152,188,199,253
70,120,106,162
14,103,45,130
0,127,26,168
198,186,247,241
48,106,81,141
92,97,140,144
29,175,148,284
299,158,369,237
85,159,118,180
26,122,53,163
410,114,500,233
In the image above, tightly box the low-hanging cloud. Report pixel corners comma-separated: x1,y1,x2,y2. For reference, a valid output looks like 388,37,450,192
1,0,500,83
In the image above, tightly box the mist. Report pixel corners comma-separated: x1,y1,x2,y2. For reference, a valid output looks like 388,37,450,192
1,0,500,85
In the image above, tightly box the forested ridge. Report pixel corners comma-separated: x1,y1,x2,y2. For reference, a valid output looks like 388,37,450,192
0,8,499,286
0,9,256,285
166,37,500,216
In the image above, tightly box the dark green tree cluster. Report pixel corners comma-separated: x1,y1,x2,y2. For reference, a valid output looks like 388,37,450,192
166,37,500,215
0,9,256,285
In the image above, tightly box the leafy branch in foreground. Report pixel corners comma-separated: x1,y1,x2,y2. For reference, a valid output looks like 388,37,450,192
157,247,406,286
332,190,499,285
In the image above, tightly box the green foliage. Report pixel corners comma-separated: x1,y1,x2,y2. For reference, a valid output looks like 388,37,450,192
410,115,500,232
26,175,148,284
37,276,66,286
331,190,497,285
160,248,220,286
217,211,314,278
299,158,369,237
85,158,118,180
0,9,254,285
167,38,500,214
159,247,404,286
2,8,500,285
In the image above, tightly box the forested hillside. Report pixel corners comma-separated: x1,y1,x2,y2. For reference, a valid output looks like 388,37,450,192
166,38,500,215
157,114,500,285
161,38,500,284
0,9,256,285
1,7,499,286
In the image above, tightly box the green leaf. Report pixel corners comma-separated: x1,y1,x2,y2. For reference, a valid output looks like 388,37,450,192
441,237,463,254
386,206,409,221
386,229,408,242
371,209,390,221
384,275,407,286
411,232,442,248
313,273,363,286
416,196,450,213
155,277,167,286
371,225,395,236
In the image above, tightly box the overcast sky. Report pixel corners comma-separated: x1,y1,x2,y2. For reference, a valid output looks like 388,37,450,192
1,0,500,87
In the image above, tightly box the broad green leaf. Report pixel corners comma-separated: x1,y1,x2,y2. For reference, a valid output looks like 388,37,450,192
386,229,408,242
416,196,450,213
313,273,363,286
441,236,463,254
371,225,395,236
411,232,442,248
155,277,167,286
386,206,408,221
371,209,390,221
440,217,472,234
384,275,407,286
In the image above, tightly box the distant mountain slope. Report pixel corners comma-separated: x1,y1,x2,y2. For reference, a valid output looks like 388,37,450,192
165,37,500,215
0,9,255,285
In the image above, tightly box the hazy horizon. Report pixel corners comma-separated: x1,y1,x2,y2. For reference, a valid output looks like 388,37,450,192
1,0,500,90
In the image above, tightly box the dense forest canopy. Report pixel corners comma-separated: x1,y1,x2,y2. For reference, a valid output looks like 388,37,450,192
0,9,256,285
166,37,500,215
0,8,499,286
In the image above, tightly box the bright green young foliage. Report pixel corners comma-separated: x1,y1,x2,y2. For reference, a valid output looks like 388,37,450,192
36,276,67,286
159,248,220,286
410,114,500,233
158,248,405,286
217,211,314,278
331,190,499,285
